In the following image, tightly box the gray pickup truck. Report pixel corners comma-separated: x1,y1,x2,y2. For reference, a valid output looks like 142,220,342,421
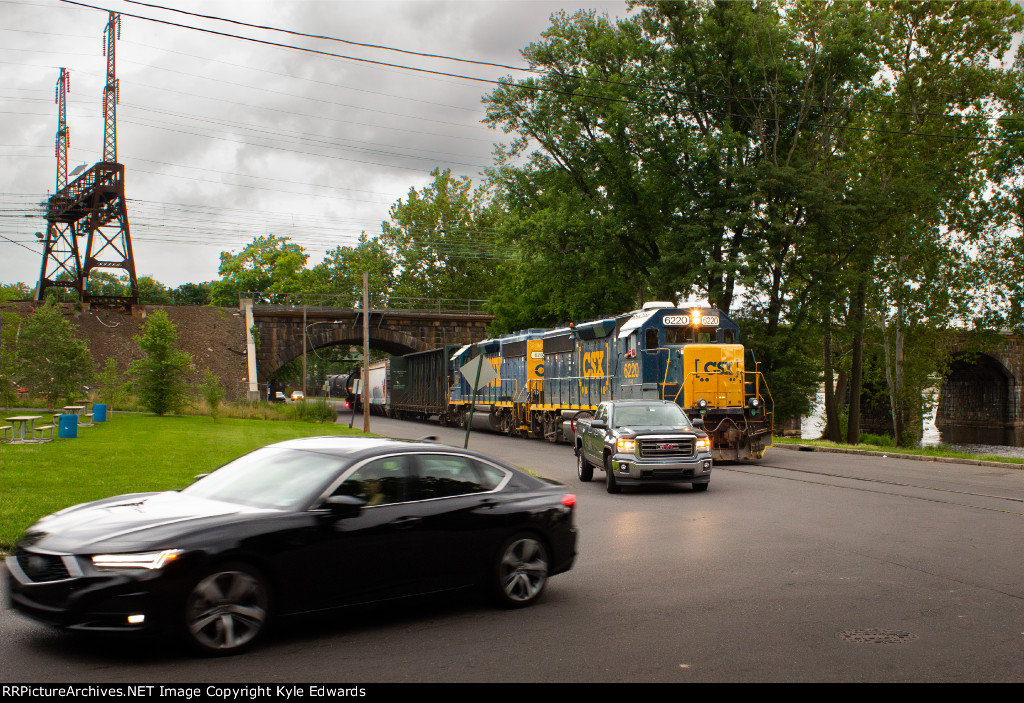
574,400,713,494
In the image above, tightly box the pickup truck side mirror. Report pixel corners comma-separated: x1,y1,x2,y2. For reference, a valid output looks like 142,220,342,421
691,418,704,428
589,419,606,430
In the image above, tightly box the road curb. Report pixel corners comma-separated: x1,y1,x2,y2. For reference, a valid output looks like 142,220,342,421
772,442,1024,470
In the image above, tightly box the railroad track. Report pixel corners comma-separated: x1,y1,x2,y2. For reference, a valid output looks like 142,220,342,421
721,462,1024,516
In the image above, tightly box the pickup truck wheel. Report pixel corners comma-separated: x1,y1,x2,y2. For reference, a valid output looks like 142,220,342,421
604,454,620,494
576,448,593,482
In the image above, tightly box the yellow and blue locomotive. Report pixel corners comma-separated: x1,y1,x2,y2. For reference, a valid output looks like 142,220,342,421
444,302,773,460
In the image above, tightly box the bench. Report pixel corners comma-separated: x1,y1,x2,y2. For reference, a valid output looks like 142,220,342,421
1,425,12,442
79,413,95,427
33,424,55,442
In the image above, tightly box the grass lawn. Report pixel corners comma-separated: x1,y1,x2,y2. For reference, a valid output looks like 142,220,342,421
773,436,1024,465
0,413,367,551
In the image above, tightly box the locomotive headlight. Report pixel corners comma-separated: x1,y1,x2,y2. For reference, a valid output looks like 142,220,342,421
691,310,702,326
617,438,636,453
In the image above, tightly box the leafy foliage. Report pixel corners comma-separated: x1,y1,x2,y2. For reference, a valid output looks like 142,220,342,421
129,310,193,416
380,168,504,302
210,235,309,306
200,367,225,420
16,301,93,409
95,356,131,411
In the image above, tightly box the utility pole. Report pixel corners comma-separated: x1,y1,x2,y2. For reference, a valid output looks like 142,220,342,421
362,272,370,433
301,305,307,398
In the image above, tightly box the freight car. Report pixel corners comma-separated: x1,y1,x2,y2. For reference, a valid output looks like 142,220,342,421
441,302,773,461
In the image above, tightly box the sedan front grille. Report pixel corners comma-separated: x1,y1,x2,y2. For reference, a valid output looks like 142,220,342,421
13,550,73,583
638,438,695,460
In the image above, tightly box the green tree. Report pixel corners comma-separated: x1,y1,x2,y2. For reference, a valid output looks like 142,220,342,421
17,301,93,408
0,311,24,408
200,367,224,420
381,168,504,302
130,310,193,415
210,235,309,306
0,283,32,301
171,281,214,305
137,276,173,304
304,233,396,306
95,356,131,411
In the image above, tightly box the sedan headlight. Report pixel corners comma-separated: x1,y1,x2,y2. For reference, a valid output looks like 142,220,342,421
616,438,636,453
695,438,711,451
91,549,184,570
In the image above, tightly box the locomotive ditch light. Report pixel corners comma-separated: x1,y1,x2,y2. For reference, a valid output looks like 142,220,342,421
696,398,708,415
746,397,760,415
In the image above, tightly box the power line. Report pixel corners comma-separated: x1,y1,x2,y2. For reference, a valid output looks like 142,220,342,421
109,1,1024,128
56,0,1024,144
124,0,537,75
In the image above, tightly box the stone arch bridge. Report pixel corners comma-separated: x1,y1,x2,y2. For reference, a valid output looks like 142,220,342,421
935,333,1024,446
241,298,493,392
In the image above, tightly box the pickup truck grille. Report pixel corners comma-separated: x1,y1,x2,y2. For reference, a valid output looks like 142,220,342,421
638,438,695,459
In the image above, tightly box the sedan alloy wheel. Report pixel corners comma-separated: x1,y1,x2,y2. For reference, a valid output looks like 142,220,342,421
495,535,549,607
185,564,270,654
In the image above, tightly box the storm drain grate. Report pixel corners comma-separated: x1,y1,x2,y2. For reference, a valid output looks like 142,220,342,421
837,628,918,644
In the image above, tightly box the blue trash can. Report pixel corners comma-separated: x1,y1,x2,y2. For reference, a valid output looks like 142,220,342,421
93,403,107,422
58,414,78,438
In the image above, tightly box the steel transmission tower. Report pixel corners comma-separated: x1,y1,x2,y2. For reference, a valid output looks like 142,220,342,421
36,12,139,306
35,68,83,301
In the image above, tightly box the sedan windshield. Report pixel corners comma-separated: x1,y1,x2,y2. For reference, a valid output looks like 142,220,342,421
182,447,345,510
613,404,692,429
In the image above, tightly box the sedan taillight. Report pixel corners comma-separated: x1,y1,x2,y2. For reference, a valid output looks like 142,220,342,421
561,494,577,507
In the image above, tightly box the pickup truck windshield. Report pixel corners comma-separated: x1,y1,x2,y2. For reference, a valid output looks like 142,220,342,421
613,405,691,428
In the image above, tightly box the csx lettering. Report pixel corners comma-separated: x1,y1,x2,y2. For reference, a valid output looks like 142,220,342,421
582,351,605,377
703,361,733,374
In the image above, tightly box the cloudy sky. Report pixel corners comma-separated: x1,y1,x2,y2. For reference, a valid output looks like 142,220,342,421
0,0,632,289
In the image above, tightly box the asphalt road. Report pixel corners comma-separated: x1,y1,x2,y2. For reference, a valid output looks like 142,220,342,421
3,416,1023,682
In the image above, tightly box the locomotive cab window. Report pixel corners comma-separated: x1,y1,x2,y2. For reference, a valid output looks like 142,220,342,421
622,333,638,357
697,331,712,343
645,328,659,351
664,326,692,345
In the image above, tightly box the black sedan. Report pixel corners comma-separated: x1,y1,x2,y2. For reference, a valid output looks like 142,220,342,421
6,436,578,655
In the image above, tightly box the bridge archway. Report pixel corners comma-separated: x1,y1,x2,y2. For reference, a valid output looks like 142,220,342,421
935,351,1018,445
249,305,492,386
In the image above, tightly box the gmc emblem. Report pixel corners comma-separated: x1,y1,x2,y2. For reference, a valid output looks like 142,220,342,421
656,443,677,450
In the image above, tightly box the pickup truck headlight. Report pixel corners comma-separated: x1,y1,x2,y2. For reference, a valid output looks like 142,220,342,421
695,438,710,451
616,438,636,453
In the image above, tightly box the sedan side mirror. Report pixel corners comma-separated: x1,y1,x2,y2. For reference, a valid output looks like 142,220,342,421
322,494,366,518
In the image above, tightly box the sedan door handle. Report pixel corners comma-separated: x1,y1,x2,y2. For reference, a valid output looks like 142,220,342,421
388,516,421,529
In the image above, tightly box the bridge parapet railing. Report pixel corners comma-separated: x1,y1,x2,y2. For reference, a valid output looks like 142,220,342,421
242,292,490,315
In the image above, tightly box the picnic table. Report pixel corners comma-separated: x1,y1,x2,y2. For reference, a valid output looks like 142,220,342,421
63,405,94,427
2,416,53,443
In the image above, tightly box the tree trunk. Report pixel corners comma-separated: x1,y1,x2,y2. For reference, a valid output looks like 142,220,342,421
846,280,867,445
821,318,841,442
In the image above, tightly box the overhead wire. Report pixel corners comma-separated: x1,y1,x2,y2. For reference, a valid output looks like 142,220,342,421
118,0,1024,129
